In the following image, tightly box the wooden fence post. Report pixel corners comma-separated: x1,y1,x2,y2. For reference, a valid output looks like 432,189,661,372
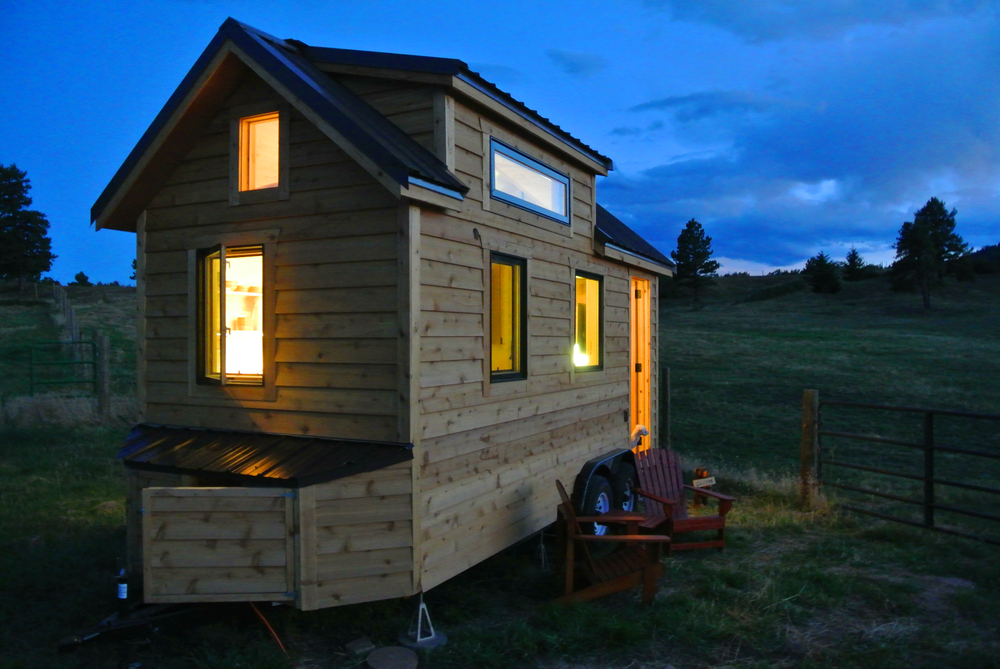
800,389,820,509
97,332,111,417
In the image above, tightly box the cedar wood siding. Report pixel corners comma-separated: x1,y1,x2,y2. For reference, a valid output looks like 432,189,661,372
141,71,402,442
415,99,659,591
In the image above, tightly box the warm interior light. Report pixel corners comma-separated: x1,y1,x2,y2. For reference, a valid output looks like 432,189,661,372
574,275,601,368
203,246,263,384
491,259,521,373
240,112,280,191
224,252,263,378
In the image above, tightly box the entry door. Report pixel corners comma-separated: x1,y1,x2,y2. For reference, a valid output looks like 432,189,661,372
630,277,651,452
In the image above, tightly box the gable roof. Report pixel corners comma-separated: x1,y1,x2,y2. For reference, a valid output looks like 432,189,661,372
92,18,615,232
595,204,675,270
92,19,468,231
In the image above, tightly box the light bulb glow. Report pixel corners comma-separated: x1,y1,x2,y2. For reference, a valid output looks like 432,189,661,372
573,343,590,367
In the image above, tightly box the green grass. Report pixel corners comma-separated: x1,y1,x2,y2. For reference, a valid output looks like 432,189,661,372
0,275,998,667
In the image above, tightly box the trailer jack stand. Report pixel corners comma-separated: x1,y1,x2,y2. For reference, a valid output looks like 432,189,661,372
58,603,202,652
398,594,447,650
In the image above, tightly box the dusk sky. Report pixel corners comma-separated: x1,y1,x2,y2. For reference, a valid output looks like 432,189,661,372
2,0,998,283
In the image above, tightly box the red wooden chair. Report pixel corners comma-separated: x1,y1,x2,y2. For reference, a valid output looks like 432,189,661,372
633,449,735,552
554,480,670,604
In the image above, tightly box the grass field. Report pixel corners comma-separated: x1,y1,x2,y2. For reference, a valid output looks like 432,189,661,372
0,276,998,668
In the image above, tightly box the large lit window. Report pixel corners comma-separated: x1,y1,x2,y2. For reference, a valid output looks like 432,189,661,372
490,253,527,381
490,139,570,224
199,245,264,385
239,112,280,191
574,272,603,371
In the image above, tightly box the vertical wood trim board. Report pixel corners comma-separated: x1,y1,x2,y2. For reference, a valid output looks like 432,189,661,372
135,211,147,419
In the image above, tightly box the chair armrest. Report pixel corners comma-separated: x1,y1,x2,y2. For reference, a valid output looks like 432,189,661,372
633,488,678,506
575,512,653,523
683,485,735,502
574,534,671,543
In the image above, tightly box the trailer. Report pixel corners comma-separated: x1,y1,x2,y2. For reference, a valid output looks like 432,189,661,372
92,18,674,611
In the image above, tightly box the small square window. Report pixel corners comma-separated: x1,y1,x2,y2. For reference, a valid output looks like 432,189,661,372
574,272,603,371
490,139,570,224
198,245,264,385
239,112,281,191
490,253,527,381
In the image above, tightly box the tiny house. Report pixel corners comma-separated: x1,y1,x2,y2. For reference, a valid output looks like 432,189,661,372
93,18,674,610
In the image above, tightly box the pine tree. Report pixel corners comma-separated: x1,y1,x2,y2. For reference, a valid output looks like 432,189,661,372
670,219,719,303
0,164,56,290
804,251,841,293
891,197,968,309
843,247,866,281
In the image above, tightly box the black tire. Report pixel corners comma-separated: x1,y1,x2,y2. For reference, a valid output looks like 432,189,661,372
581,475,613,535
610,462,637,512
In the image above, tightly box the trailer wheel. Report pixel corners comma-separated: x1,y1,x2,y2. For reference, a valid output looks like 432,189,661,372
610,463,637,512
581,475,613,536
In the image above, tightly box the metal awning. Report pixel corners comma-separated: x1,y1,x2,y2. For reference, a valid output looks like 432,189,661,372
119,423,412,488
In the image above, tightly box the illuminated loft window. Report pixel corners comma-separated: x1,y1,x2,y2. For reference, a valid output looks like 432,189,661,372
574,272,603,371
490,253,527,381
199,245,264,385
239,112,280,191
490,139,570,224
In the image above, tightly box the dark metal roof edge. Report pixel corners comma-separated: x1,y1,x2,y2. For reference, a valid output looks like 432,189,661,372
91,21,237,224
595,203,675,269
291,43,612,172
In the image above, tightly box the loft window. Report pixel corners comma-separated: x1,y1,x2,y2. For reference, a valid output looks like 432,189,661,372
574,272,603,371
239,112,280,191
490,139,570,224
198,245,264,385
490,253,527,381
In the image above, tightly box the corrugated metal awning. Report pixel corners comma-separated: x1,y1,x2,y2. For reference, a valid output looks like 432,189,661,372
119,423,412,488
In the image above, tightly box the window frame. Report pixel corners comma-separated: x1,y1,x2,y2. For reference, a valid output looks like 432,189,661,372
573,270,605,373
229,102,290,207
489,252,529,383
489,138,571,225
196,243,266,387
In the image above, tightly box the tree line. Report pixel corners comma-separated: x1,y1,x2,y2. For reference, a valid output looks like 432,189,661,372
669,197,988,309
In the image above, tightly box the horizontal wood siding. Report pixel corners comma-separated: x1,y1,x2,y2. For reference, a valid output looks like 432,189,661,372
416,100,630,591
142,487,296,603
308,461,415,608
339,78,436,155
142,71,401,442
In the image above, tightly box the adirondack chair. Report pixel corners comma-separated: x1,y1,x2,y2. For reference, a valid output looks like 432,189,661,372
633,449,735,552
554,480,670,604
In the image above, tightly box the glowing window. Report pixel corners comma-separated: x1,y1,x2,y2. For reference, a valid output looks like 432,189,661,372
239,112,280,191
199,245,264,385
574,272,603,371
490,253,527,380
490,139,569,224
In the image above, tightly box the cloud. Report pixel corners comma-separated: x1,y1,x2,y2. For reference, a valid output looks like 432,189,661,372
545,49,607,76
610,120,666,137
630,90,794,120
642,0,994,42
599,13,1000,267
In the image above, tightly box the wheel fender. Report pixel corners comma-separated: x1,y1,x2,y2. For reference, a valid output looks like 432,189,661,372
571,448,632,513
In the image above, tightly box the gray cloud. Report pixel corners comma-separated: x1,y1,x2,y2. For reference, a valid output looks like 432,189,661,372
643,0,993,42
545,48,607,76
630,90,796,121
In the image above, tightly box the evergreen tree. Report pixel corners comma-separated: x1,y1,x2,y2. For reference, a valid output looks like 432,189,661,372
0,164,56,290
891,197,968,309
670,219,719,303
804,251,841,293
843,247,866,281
73,271,91,286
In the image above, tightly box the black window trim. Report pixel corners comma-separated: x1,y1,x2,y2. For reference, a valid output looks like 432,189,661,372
574,269,604,373
490,251,529,382
489,138,571,225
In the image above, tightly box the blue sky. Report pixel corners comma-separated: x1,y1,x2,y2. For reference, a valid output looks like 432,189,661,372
2,0,998,283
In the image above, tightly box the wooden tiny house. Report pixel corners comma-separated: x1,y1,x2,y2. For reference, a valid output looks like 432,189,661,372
93,18,674,610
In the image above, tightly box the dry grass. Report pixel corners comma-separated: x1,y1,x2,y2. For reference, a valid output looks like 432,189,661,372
0,393,139,426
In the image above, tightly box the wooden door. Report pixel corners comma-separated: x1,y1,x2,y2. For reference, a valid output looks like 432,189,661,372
142,487,296,603
630,277,651,452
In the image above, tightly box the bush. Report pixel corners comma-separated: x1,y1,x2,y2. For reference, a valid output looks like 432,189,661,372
72,271,91,286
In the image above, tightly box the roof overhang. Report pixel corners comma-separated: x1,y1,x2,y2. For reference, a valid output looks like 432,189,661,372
93,19,468,232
